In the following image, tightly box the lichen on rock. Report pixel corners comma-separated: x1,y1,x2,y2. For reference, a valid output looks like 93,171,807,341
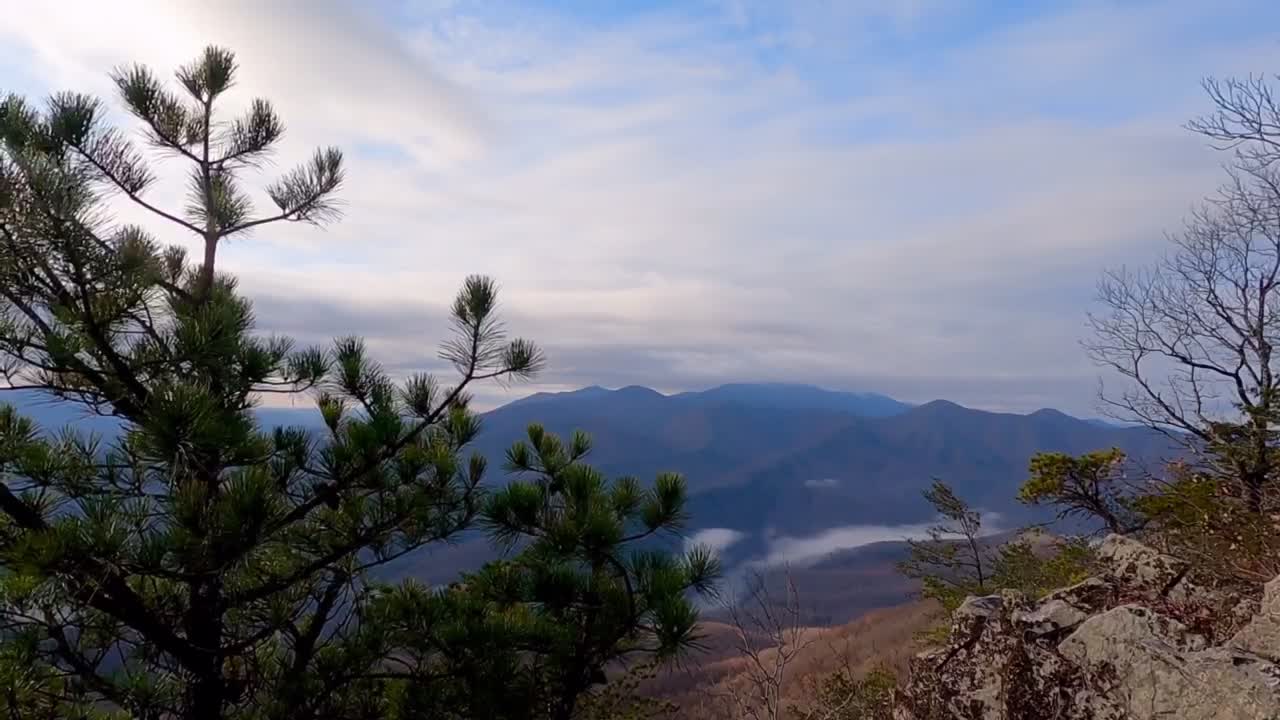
895,534,1280,720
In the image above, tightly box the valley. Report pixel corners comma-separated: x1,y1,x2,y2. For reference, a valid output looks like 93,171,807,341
4,381,1177,622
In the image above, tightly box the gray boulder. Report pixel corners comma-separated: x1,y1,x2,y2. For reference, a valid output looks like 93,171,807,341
1232,575,1280,662
1041,577,1112,614
1062,606,1279,719
1096,533,1199,602
1013,599,1090,638
895,536,1280,720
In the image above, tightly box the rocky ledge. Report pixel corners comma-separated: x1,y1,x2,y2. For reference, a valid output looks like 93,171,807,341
894,535,1280,720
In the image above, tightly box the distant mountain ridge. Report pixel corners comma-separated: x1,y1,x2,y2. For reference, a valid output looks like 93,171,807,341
4,382,1112,436
468,383,918,496
507,382,912,418
2,383,1178,606
467,385,1176,555
683,396,1174,541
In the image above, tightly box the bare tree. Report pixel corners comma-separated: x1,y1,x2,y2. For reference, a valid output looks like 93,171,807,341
712,569,815,720
1087,74,1280,513
1188,75,1280,169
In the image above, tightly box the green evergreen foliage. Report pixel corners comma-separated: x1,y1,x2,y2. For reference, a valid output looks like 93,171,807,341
1133,462,1280,586
0,46,715,720
898,481,1095,615
897,481,989,613
425,425,718,720
989,535,1095,598
1021,448,1145,534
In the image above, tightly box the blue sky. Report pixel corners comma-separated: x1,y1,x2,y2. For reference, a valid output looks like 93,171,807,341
3,0,1280,414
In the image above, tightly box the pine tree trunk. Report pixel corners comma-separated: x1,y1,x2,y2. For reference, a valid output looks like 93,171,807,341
186,666,226,720
1245,469,1265,515
199,235,218,298
184,578,227,720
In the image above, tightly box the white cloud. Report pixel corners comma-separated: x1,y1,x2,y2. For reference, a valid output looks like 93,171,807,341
803,478,841,489
0,0,486,161
759,523,933,567
685,527,746,556
759,512,1004,567
3,0,1279,413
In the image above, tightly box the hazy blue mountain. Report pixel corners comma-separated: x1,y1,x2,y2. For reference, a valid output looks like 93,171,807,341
3,390,325,439
5,385,1169,528
504,384,655,409
505,382,909,417
686,399,1175,543
470,384,867,493
1,391,126,436
5,383,1175,601
404,386,1174,584
672,382,911,416
1084,417,1147,429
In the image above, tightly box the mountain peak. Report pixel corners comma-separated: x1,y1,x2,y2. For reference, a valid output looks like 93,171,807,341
686,383,911,417
504,384,614,407
615,385,664,398
914,399,966,413
712,381,816,391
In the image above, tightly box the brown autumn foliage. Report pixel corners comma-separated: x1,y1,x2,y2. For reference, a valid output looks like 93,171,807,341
643,601,940,719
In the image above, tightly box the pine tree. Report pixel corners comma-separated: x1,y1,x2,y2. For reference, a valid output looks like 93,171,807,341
394,425,719,720
896,481,990,613
0,47,715,720
897,481,1094,620
1020,448,1145,535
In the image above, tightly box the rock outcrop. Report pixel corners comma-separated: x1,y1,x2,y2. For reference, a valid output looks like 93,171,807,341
894,535,1280,720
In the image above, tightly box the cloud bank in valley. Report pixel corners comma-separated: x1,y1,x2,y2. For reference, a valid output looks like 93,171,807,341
757,511,1006,568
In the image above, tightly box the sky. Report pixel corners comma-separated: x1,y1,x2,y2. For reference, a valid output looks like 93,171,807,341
3,0,1280,415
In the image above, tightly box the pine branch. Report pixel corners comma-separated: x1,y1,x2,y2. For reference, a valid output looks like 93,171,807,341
227,148,345,234
217,99,283,168
0,484,203,672
64,139,203,236
111,64,202,163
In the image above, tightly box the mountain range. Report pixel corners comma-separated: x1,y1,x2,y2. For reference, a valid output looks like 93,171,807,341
464,384,1176,567
2,383,1178,602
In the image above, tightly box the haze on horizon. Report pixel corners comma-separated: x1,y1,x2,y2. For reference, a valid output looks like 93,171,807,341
4,0,1279,415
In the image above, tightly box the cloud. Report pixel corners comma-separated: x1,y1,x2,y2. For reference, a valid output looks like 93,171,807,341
3,0,1279,414
759,512,1004,567
803,478,841,489
685,528,746,556
715,0,966,54
758,523,933,567
0,0,486,162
